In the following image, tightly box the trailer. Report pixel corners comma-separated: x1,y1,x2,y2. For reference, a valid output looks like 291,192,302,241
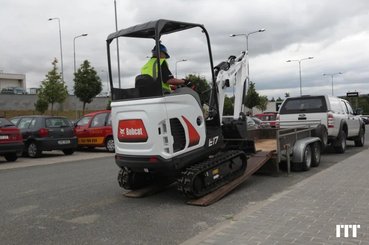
250,127,322,173
186,126,321,206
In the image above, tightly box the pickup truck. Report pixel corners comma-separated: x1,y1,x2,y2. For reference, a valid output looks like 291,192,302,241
277,95,365,153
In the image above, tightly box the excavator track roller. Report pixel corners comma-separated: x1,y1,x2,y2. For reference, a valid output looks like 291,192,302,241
177,150,247,198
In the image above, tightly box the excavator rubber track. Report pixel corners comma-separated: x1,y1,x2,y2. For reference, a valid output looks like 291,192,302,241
177,150,247,198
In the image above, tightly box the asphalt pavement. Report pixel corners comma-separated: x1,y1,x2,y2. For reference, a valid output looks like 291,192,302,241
182,144,369,245
0,128,368,244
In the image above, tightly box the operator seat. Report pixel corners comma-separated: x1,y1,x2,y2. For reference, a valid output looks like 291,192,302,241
135,74,162,97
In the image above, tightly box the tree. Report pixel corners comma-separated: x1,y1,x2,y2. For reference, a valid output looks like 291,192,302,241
74,60,102,114
223,96,234,115
270,97,275,102
285,92,290,98
34,98,49,114
276,97,283,101
185,74,211,103
256,95,268,112
38,58,68,115
245,82,260,110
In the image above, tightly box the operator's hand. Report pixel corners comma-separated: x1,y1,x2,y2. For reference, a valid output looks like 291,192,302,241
183,79,195,89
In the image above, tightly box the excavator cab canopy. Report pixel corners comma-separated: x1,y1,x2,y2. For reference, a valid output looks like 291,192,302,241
106,19,216,103
106,19,202,40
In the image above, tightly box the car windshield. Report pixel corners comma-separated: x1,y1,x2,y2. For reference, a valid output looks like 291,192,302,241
46,118,70,128
17,118,34,129
0,118,14,127
77,116,92,126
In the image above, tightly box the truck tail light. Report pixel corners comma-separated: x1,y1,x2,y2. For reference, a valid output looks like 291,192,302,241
275,114,280,128
39,128,49,137
327,113,334,128
118,119,148,142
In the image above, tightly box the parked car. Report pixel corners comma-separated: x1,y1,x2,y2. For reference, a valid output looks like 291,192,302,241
10,115,77,158
277,95,365,153
254,112,277,127
246,116,259,130
74,110,115,152
251,117,271,128
0,117,23,162
1,87,27,94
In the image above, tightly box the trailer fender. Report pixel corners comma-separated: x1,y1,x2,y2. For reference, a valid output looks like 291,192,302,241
291,137,321,163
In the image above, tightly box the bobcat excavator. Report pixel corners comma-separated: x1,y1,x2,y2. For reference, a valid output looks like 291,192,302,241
106,19,252,198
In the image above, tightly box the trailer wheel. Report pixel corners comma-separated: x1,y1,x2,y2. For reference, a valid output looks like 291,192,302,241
301,145,312,171
311,142,321,167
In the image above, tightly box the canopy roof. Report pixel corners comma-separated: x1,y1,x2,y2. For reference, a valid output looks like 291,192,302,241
107,19,203,42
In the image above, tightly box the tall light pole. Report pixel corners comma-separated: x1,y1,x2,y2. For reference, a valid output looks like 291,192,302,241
114,0,121,88
323,72,342,96
73,34,88,73
48,17,64,81
230,29,266,87
286,57,314,96
175,59,187,78
101,70,109,95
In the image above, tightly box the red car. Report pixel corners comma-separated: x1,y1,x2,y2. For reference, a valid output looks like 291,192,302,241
74,110,115,152
254,112,277,128
0,117,24,162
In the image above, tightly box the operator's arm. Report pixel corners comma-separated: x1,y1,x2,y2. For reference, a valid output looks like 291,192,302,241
162,61,185,85
167,77,185,85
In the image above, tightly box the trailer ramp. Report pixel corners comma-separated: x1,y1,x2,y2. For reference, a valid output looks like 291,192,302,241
187,151,273,206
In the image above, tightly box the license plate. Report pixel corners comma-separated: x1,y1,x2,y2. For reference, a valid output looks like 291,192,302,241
58,140,70,145
0,135,9,140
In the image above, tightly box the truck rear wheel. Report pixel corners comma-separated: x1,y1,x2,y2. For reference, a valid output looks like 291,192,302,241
334,130,346,153
354,128,365,147
312,125,328,151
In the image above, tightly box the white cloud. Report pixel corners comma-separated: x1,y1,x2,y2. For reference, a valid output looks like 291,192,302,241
1,0,369,99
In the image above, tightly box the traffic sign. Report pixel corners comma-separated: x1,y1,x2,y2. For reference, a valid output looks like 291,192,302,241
346,92,359,97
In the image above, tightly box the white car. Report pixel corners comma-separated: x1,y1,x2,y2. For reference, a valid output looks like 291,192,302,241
277,95,365,153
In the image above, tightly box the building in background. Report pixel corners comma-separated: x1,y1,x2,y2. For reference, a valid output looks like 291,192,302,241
0,72,26,90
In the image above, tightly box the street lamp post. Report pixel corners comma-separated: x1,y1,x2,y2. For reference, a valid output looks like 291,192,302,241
323,72,343,96
230,29,266,87
175,59,187,78
73,34,88,73
286,57,314,96
114,0,121,88
48,17,64,81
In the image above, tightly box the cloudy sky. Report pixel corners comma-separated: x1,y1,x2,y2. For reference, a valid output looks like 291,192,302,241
1,0,369,99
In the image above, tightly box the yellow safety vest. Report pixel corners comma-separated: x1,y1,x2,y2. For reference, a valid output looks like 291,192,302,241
141,58,171,92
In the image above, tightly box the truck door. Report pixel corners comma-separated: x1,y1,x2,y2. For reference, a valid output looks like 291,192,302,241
343,101,360,137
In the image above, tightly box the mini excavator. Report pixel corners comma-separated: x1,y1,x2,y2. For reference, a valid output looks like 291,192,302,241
106,19,252,198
